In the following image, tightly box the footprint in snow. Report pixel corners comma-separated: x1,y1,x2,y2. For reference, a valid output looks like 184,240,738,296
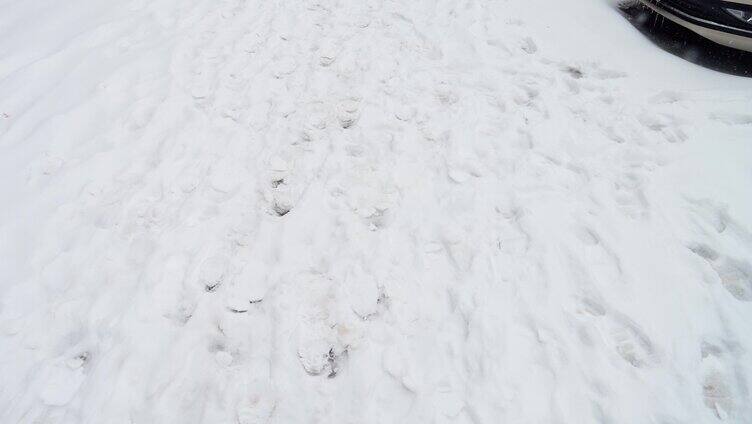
690,244,752,301
40,365,86,407
709,112,752,126
337,98,361,129
562,65,585,79
317,39,339,67
698,341,745,420
236,392,276,424
198,255,229,292
587,301,659,368
520,37,537,54
448,168,471,184
272,56,298,79
713,259,752,301
298,340,348,378
650,90,685,104
608,317,658,368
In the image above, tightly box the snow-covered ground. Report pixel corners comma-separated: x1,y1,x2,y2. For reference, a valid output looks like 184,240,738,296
1,0,751,422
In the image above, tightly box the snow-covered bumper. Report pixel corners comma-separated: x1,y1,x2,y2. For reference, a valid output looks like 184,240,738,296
638,0,752,52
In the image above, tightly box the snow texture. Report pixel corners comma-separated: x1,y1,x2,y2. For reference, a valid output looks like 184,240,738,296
1,0,751,423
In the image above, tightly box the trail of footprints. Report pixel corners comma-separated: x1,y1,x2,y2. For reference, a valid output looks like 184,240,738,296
683,201,751,419
698,339,749,420
44,0,744,422
688,201,752,302
691,243,752,302
578,290,660,370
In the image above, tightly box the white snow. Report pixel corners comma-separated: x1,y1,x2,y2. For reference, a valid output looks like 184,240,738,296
1,0,752,422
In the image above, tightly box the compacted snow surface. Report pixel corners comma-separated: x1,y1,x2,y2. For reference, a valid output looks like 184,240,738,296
1,0,751,423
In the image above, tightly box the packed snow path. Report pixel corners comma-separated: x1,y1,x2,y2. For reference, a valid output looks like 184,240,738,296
1,0,751,423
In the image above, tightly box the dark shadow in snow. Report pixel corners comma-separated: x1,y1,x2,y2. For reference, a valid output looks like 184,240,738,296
619,3,752,78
